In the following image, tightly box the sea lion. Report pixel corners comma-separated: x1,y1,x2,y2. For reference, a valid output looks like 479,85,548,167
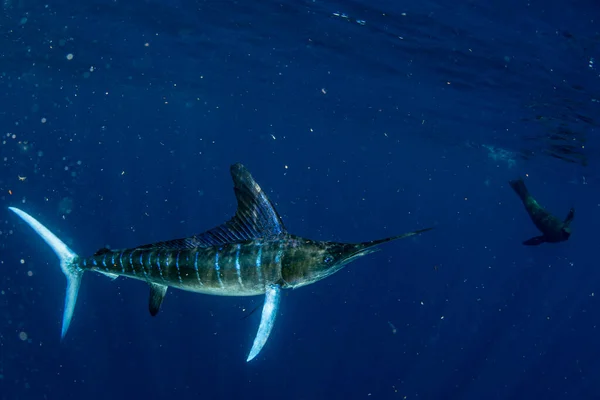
509,178,574,246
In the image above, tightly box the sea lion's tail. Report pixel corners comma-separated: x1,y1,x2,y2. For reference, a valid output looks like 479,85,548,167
509,178,530,201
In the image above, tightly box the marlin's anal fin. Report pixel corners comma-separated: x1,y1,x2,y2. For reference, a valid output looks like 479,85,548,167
246,284,281,362
523,236,546,246
148,283,168,316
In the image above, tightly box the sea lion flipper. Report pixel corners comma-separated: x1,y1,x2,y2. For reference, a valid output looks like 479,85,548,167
563,208,575,226
509,178,529,201
523,236,546,246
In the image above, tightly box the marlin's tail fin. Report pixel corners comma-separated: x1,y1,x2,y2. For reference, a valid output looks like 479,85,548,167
8,207,82,338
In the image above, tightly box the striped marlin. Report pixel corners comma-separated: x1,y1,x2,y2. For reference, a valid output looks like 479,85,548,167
8,163,432,361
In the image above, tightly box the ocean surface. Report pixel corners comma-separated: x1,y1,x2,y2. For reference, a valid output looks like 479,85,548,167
1,1,599,399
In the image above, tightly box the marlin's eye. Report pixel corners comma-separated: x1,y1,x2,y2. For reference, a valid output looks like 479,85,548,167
324,255,334,264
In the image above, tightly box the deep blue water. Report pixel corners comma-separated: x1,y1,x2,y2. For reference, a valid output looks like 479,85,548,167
1,0,599,399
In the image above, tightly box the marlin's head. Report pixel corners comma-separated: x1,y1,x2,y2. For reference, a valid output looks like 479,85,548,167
280,239,378,289
281,228,432,289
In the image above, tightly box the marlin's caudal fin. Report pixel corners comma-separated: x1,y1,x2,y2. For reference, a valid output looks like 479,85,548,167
8,207,82,339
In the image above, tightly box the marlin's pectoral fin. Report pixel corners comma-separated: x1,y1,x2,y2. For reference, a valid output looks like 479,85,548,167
246,284,281,362
523,236,546,246
148,283,168,316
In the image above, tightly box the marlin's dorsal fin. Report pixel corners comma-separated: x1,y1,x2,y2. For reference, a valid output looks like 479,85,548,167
138,163,286,251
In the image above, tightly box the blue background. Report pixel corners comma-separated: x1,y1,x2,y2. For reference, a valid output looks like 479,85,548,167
1,0,599,399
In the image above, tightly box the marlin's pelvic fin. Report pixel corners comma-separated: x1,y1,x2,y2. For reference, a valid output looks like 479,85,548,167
8,207,82,339
247,284,281,362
